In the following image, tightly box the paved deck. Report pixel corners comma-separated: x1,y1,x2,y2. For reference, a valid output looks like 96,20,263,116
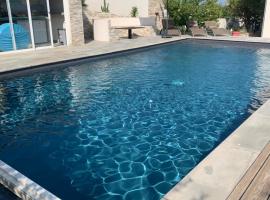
227,142,270,200
0,36,183,74
1,36,270,74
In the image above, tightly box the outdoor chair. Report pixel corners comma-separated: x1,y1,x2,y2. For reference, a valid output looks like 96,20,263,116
161,19,181,36
204,21,231,36
189,27,207,37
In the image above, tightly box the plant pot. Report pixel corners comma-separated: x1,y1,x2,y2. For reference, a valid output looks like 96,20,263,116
232,31,240,36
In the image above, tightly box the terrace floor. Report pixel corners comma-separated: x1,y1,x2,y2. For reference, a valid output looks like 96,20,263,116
1,35,270,74
0,36,183,74
228,142,270,200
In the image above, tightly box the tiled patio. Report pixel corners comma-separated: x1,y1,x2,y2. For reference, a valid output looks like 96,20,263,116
0,36,183,73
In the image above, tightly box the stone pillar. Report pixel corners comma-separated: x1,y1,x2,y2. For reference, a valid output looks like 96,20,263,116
262,0,270,38
63,0,85,45
148,0,164,32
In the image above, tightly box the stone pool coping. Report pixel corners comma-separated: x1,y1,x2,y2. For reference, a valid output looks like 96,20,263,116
0,36,183,75
163,100,270,200
0,160,60,200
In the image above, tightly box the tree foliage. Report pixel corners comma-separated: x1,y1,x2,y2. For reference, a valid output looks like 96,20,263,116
166,0,223,26
199,0,223,23
228,0,265,32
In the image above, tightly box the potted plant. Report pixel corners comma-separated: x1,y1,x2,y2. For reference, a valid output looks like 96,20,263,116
232,26,240,36
130,7,138,17
101,0,109,13
231,21,241,36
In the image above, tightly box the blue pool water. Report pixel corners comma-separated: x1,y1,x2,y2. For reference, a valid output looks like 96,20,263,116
1,40,270,200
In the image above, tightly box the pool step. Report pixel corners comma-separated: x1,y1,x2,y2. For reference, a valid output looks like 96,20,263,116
0,160,60,200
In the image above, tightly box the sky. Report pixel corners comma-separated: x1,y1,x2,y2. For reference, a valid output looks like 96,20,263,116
219,0,227,5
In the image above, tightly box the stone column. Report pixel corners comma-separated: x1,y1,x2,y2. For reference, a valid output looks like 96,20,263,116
63,0,85,45
148,0,164,32
262,0,270,38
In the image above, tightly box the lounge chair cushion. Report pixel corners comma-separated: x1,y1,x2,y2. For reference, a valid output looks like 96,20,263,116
211,28,231,36
161,19,181,36
205,21,219,29
189,27,207,37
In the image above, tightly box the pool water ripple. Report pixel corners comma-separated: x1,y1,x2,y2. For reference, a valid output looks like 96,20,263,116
1,41,270,199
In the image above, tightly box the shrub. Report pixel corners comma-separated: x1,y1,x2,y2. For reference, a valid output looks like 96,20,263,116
131,7,139,17
166,0,223,27
101,0,109,13
228,0,265,33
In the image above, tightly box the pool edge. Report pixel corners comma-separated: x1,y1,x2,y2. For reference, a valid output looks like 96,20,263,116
0,38,186,77
1,37,270,78
163,100,270,200
0,160,61,200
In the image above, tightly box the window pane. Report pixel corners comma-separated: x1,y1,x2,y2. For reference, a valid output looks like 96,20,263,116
30,0,52,47
50,0,65,45
9,0,32,50
0,1,15,52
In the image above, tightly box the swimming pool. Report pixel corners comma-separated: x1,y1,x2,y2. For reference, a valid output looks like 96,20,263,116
0,40,270,200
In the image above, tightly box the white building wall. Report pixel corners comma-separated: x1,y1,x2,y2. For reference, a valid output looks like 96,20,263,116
85,0,149,17
262,0,270,38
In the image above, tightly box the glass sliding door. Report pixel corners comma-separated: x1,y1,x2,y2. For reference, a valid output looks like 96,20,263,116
9,0,33,50
0,0,16,52
30,0,53,48
1,0,56,53
49,0,65,46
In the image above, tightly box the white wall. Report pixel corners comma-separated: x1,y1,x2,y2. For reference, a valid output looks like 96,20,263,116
262,0,270,38
85,0,149,17
94,19,110,41
94,17,155,41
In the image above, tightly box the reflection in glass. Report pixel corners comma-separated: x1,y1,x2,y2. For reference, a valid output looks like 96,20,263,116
49,0,65,45
30,0,52,47
0,1,15,52
9,0,32,50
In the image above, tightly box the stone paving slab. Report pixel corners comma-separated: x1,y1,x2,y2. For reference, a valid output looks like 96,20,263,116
0,37,184,74
0,160,60,200
190,36,270,43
